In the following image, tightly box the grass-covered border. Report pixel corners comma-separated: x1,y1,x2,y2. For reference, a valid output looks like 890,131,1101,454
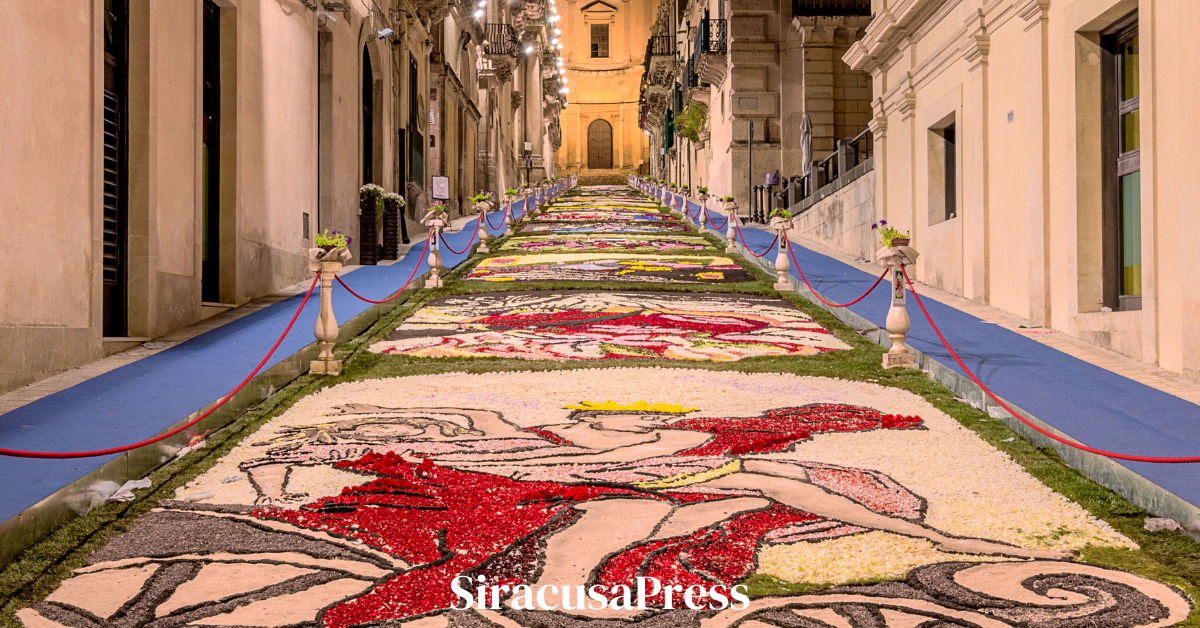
1,189,1196,628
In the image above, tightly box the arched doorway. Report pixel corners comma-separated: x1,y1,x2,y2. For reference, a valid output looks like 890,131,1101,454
587,119,613,169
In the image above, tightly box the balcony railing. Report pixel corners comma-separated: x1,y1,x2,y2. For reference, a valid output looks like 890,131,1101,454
792,0,871,16
483,23,520,56
785,128,874,211
694,19,727,55
642,35,675,81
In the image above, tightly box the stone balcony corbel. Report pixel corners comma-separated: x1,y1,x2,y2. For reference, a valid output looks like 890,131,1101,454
410,0,452,25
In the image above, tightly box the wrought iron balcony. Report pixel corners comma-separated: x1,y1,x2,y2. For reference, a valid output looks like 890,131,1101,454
483,23,520,56
792,0,870,16
694,19,727,57
692,19,727,86
643,35,676,88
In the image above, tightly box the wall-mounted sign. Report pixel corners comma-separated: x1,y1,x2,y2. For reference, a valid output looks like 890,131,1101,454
524,142,533,152
431,176,450,200
429,111,436,126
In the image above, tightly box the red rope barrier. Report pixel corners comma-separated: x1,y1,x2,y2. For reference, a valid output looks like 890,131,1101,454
703,204,729,231
787,242,889,308
335,234,431,304
439,224,479,255
0,273,321,459
732,219,778,258
484,205,509,231
901,267,1200,464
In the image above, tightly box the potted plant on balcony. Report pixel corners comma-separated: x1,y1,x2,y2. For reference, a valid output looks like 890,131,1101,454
358,183,385,265
872,220,910,248
676,102,709,148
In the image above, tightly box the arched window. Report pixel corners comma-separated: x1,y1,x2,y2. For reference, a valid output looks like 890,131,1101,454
587,119,613,169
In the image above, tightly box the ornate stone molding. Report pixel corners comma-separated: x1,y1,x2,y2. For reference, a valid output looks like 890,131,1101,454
1018,0,1050,31
695,52,726,87
961,9,990,71
410,0,452,25
868,97,888,139
511,89,524,110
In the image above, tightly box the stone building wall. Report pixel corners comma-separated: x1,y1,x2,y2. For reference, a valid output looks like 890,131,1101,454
845,0,1200,377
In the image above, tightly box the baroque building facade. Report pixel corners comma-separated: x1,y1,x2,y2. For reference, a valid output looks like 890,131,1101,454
640,0,873,204
552,0,655,179
636,0,1200,381
0,0,562,394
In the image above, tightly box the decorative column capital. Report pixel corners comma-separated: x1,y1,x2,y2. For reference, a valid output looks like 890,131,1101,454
961,9,990,71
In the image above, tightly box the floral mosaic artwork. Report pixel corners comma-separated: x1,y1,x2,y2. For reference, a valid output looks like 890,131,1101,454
534,210,675,221
368,291,852,360
464,253,755,284
547,202,662,210
519,221,691,234
18,186,1194,628
499,234,715,254
24,371,1188,628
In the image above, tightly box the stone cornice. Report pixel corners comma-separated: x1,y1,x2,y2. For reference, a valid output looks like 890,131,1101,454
1018,0,1050,31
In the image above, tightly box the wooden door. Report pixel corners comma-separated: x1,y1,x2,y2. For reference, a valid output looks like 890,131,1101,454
587,119,613,169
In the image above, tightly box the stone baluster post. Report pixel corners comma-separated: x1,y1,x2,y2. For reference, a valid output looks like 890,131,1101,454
425,228,444,288
724,200,740,254
476,202,492,254
878,245,921,369
308,246,353,375
769,215,793,291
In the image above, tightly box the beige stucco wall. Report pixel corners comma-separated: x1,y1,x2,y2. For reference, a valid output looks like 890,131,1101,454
846,0,1200,378
0,0,408,395
0,2,100,392
790,169,876,260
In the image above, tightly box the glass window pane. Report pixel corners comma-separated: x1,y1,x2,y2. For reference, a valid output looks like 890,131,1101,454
1121,35,1139,100
1120,171,1141,296
1121,109,1140,152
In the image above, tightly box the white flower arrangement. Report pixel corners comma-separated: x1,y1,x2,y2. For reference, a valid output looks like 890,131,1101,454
359,183,385,201
382,192,405,206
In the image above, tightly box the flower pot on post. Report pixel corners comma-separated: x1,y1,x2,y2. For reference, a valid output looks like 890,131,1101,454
308,245,353,376
358,184,384,265
769,213,794,291
877,244,921,369
381,192,405,260
421,206,449,289
722,199,740,254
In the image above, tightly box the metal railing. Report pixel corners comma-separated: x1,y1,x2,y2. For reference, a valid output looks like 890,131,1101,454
643,35,675,79
844,127,872,169
483,23,520,56
793,0,871,16
786,129,875,210
691,19,727,73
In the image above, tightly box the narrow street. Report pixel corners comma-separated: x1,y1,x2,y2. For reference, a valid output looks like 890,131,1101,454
8,185,1193,628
